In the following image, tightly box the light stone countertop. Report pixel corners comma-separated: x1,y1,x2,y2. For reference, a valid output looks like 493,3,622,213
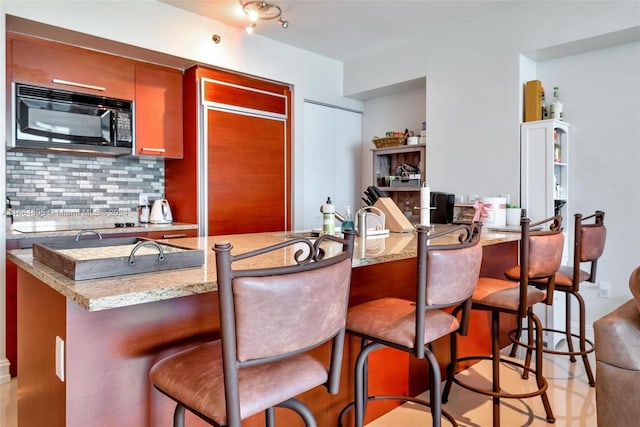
7,227,520,312
6,221,198,242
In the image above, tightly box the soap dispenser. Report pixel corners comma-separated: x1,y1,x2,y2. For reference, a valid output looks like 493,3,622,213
341,206,355,233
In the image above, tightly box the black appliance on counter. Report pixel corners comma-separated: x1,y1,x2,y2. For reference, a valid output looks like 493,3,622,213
430,192,455,224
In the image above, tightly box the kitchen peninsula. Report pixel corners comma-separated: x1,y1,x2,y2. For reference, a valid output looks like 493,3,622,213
8,228,520,427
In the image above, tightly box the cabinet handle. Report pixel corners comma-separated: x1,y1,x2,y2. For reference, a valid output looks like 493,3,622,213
52,79,106,92
141,148,166,153
161,233,187,239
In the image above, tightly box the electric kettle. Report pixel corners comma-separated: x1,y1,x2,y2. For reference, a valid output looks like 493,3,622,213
149,199,173,224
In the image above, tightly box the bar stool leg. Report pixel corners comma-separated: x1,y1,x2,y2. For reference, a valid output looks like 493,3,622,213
491,311,501,427
442,327,458,403
508,321,522,358
521,314,534,380
354,340,381,427
425,349,443,427
565,293,576,362
532,310,555,423
575,292,596,386
442,304,464,404
266,407,275,427
173,403,186,427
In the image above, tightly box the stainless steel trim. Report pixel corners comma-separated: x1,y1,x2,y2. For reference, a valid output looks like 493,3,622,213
52,79,106,91
161,233,187,239
198,79,207,238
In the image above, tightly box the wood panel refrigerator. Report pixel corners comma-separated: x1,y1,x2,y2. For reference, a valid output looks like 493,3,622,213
166,65,292,236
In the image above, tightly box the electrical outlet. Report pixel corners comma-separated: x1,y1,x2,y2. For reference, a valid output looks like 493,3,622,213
598,282,611,299
55,336,65,382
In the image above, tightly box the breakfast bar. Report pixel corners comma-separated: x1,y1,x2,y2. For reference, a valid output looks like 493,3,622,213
8,228,520,427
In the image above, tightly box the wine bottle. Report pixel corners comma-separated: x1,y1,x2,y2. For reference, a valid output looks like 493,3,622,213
550,86,563,120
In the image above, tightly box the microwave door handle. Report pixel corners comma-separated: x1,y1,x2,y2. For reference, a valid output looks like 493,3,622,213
51,79,106,92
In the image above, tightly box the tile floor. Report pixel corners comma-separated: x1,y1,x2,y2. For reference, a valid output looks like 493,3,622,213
0,349,596,427
365,349,597,427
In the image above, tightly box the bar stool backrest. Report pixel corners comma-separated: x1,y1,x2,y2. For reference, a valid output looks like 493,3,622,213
214,231,355,426
519,215,564,314
573,211,606,289
414,223,483,358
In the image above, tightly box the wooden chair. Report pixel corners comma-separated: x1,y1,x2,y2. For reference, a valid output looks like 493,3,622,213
507,211,606,386
443,216,564,427
149,230,355,427
339,223,483,427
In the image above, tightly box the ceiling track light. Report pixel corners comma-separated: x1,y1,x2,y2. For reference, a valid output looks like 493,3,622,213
240,1,289,33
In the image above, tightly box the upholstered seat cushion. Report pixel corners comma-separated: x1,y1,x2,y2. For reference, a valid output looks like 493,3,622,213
504,265,589,290
629,267,640,312
149,340,328,425
346,297,460,348
473,277,546,311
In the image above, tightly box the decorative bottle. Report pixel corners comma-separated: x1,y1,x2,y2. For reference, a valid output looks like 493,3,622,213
550,86,563,120
541,86,548,119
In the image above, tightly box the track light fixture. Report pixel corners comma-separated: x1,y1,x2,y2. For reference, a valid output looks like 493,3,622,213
240,1,289,33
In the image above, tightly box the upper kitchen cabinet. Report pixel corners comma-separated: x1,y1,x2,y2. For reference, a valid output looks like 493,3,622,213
134,63,183,159
8,33,134,100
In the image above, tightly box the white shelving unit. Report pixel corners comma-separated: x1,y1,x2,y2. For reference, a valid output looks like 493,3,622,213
520,119,570,349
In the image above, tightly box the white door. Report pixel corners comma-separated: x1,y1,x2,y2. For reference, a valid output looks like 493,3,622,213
302,102,362,231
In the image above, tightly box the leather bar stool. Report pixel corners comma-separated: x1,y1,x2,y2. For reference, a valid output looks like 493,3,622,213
339,223,483,427
149,231,355,427
506,211,606,386
443,216,564,427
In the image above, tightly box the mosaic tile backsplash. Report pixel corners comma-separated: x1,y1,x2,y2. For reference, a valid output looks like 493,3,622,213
6,152,165,219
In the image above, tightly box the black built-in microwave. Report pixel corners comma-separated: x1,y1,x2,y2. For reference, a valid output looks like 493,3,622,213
10,82,134,156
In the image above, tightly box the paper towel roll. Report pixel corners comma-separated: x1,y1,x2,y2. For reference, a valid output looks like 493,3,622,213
420,185,430,226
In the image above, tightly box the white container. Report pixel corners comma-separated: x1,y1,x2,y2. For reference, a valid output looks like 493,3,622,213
506,208,522,226
407,136,419,145
478,197,507,227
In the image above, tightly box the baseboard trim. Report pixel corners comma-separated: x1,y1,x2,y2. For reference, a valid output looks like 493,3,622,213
0,357,11,384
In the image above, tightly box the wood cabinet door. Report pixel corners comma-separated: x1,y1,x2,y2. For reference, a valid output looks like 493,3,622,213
206,109,288,235
10,35,134,100
134,63,184,158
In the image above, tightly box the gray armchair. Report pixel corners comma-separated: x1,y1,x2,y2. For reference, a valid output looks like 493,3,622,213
594,266,640,427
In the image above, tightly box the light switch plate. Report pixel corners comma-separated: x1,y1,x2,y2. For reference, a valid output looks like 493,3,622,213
55,336,65,382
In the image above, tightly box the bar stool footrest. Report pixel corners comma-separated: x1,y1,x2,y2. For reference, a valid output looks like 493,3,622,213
509,327,595,357
448,355,549,400
338,394,459,427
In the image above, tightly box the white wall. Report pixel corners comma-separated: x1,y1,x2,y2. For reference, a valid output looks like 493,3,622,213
345,1,640,330
538,42,640,323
